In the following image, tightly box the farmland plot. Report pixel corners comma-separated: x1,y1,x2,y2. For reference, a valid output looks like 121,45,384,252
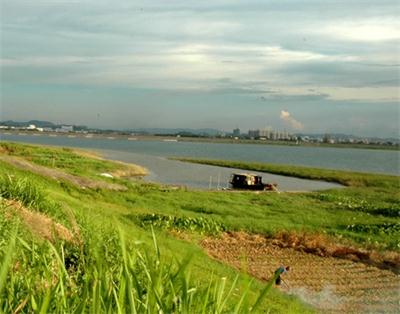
202,232,400,313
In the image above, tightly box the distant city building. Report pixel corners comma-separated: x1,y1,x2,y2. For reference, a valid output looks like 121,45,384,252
259,128,272,138
248,129,260,138
248,128,292,140
56,125,74,133
323,134,335,144
233,128,240,137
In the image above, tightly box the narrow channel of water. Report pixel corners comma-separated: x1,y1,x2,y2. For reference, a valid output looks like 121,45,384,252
100,150,343,191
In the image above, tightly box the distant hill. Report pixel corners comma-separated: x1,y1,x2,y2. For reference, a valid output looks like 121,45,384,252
0,121,222,136
1,120,57,128
0,120,89,130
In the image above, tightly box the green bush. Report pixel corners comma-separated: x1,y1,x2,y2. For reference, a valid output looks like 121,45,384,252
345,222,400,235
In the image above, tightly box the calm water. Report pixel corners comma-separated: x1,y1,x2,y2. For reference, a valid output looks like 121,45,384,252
1,133,398,175
100,149,343,191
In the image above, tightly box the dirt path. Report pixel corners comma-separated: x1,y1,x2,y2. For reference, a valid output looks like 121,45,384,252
202,232,400,313
0,155,127,191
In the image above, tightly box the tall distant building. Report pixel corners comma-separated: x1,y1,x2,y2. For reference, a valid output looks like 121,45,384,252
248,129,260,138
259,128,272,139
233,128,240,137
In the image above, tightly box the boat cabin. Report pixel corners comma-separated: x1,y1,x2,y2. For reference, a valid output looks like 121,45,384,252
230,173,265,190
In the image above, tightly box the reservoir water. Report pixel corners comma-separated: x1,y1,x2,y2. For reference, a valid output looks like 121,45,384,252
1,133,398,190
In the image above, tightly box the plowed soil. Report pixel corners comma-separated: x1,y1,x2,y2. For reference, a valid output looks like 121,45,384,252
201,232,400,313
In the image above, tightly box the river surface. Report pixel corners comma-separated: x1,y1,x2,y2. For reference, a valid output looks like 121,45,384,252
100,149,342,191
1,133,398,190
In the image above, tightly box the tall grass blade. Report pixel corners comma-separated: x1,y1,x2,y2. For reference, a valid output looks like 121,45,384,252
217,275,239,312
0,230,17,296
233,279,254,314
39,287,51,314
250,273,279,312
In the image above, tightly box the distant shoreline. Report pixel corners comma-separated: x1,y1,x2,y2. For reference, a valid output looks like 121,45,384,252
0,129,398,151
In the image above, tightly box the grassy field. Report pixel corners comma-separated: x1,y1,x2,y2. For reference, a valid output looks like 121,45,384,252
173,158,399,249
0,142,399,313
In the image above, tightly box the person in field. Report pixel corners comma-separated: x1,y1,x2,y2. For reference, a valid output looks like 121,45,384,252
274,266,290,286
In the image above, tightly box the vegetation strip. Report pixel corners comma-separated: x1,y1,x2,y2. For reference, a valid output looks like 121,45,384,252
130,213,227,235
2,142,306,313
172,157,400,187
0,142,398,312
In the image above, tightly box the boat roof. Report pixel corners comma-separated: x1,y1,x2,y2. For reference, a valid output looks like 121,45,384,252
232,173,261,178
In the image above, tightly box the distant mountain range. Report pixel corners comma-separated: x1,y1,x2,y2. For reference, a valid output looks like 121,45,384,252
0,120,57,128
0,120,222,136
0,120,88,130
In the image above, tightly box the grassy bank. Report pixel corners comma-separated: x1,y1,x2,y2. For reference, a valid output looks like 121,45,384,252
173,157,400,249
0,142,398,312
172,157,400,187
0,142,311,313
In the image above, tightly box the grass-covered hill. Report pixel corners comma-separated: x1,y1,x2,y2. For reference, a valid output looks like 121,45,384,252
0,142,398,313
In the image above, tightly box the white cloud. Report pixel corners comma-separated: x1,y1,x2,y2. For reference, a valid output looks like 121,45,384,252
0,56,94,66
280,110,304,130
320,19,400,42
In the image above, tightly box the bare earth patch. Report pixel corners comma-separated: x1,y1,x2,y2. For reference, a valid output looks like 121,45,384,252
201,232,400,313
3,200,79,244
109,160,148,178
0,155,127,191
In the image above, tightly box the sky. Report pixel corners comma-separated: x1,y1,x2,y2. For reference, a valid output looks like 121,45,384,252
1,0,399,137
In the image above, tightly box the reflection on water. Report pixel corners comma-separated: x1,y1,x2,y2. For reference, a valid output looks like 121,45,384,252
100,150,343,192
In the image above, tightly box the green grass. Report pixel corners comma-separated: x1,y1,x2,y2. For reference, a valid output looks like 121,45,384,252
170,158,400,249
0,216,283,313
0,142,314,313
172,157,400,187
0,175,60,214
132,213,228,234
0,142,125,179
1,142,399,312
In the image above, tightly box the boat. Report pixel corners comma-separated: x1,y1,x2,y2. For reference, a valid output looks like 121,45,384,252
229,173,277,191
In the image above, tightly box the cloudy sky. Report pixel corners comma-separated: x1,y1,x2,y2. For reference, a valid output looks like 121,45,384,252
1,0,399,137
